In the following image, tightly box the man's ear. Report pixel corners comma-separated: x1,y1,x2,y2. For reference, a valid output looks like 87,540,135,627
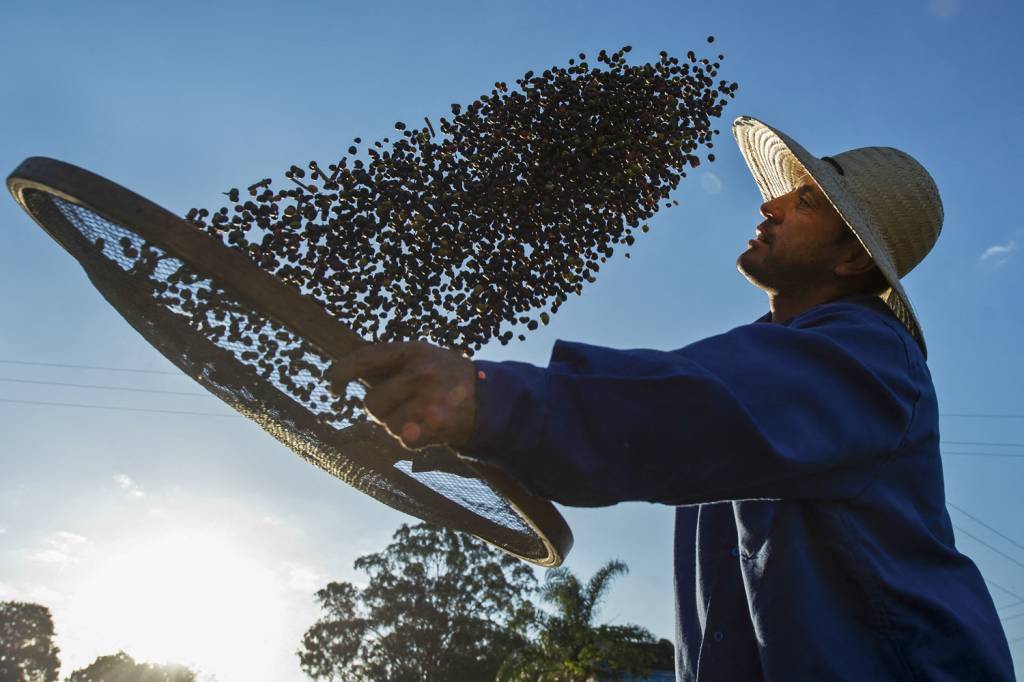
834,242,876,278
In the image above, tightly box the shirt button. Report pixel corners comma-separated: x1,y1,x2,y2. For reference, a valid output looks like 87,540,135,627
713,631,724,642
730,547,740,557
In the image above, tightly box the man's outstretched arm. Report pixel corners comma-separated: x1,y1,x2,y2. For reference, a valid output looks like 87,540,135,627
329,301,926,507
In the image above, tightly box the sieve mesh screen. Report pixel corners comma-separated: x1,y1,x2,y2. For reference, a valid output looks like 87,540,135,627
23,188,537,554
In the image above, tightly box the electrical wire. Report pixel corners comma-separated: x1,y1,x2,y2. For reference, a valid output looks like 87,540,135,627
949,506,1024,619
987,579,1024,607
0,377,210,397
1,357,1022,423
949,504,1024,555
944,451,1024,459
0,359,182,375
4,358,1024,644
942,413,1024,420
944,440,1024,448
5,370,1024,539
954,524,1024,573
0,398,239,418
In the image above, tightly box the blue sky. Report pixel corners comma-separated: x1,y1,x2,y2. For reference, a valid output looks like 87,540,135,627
2,0,1023,679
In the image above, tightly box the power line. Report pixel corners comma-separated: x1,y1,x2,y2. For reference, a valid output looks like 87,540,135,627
954,524,1024,574
943,451,1024,459
0,359,182,376
949,503,1024,555
0,377,210,397
944,440,1024,449
997,599,1023,613
0,359,1018,418
942,413,1024,420
0,362,1021,415
945,507,1024,618
951,508,1024,614
0,398,239,418
987,579,1024,606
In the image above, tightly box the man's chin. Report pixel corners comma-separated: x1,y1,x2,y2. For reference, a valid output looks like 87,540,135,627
736,254,769,290
736,248,758,275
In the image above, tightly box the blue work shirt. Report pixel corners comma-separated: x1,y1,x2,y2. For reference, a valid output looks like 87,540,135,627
463,294,1015,681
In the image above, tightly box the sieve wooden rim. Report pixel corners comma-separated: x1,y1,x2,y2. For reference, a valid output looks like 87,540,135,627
6,156,573,567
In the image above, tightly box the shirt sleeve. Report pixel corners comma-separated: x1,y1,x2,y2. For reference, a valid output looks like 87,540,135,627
459,302,924,506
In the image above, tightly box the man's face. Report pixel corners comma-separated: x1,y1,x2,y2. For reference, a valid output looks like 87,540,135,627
736,179,852,296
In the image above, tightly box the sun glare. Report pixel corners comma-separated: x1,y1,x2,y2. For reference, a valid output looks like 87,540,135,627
64,528,301,680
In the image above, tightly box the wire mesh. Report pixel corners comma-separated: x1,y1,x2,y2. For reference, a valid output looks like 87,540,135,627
22,188,537,553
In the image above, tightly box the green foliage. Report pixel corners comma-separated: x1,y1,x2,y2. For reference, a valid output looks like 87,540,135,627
298,522,538,682
65,651,195,682
0,601,61,682
497,561,660,682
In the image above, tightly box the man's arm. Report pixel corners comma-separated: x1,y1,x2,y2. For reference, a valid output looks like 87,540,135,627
328,301,924,507
460,302,924,506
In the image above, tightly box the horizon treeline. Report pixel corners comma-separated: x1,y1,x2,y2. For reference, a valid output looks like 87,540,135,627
2,522,671,682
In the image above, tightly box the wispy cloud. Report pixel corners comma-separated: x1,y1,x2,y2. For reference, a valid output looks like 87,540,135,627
282,562,325,593
114,473,146,498
979,240,1016,265
31,550,73,565
28,531,88,566
928,0,959,18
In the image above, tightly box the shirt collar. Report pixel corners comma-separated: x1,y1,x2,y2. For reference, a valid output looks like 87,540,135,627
753,294,888,325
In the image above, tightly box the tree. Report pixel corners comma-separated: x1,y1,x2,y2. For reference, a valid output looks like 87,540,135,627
298,522,538,681
65,651,195,682
498,560,660,681
0,601,60,682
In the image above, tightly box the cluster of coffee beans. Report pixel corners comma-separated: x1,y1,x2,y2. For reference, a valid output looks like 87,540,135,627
84,221,359,423
185,41,737,355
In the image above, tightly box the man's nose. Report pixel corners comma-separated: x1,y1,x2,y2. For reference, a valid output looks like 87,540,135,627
760,200,781,223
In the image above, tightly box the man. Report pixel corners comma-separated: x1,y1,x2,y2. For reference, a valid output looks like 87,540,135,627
328,116,1015,680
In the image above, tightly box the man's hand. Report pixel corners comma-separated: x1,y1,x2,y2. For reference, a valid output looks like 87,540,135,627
326,341,478,451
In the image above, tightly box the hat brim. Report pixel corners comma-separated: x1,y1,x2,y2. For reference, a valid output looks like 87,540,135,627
731,115,926,357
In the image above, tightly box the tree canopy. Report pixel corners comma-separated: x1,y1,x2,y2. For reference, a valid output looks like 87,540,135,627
498,560,661,681
298,522,538,681
65,651,195,682
0,601,60,682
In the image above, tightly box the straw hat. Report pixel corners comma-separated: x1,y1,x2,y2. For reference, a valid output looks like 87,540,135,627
731,115,943,357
